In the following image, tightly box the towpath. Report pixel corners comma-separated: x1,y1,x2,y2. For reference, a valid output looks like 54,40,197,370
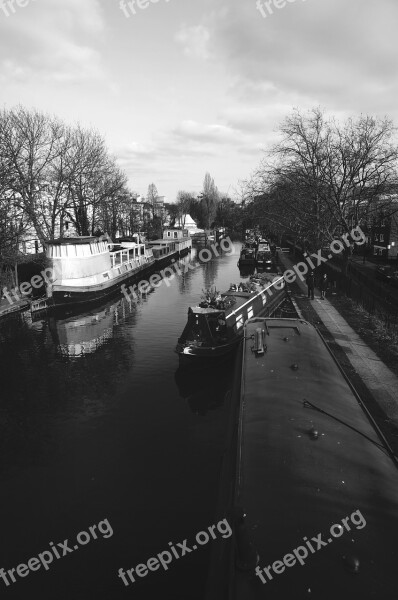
278,251,398,449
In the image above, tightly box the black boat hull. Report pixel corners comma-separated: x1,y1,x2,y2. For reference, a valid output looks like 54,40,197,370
177,280,287,364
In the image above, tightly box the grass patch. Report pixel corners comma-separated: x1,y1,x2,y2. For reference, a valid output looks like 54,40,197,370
328,292,398,377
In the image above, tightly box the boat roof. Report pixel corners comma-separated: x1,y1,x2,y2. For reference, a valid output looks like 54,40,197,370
149,239,173,244
232,317,398,598
189,290,257,316
46,236,100,246
110,242,142,248
190,306,222,314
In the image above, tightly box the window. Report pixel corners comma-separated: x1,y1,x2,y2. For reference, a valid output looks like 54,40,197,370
236,314,244,330
380,234,384,242
174,232,178,238
374,234,378,241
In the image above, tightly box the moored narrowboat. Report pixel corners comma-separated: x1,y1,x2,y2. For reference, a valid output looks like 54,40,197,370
176,274,287,362
238,246,256,266
205,317,398,599
255,250,275,270
148,240,179,266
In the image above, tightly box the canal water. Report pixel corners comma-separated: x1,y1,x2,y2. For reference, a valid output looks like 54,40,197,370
0,243,248,600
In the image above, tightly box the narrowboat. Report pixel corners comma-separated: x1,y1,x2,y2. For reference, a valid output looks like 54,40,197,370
205,317,398,599
238,243,257,266
255,250,275,270
44,236,155,308
176,274,287,362
148,240,179,267
257,238,270,252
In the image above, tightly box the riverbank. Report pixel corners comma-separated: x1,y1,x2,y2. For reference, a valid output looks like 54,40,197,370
327,294,398,378
0,296,30,319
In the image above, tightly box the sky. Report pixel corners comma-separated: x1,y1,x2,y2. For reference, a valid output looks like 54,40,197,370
1,0,398,202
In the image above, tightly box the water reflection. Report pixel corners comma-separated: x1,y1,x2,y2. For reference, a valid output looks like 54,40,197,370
238,264,256,278
175,359,234,416
49,302,117,357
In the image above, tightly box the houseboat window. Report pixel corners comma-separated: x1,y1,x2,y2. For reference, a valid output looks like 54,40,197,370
167,231,171,237
141,246,145,255
174,232,178,238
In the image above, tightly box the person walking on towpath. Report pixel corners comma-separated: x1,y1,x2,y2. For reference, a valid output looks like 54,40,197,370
320,273,328,299
306,271,315,300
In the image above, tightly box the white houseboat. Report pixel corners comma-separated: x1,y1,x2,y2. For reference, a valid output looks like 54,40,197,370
148,228,191,266
162,228,192,255
44,236,155,308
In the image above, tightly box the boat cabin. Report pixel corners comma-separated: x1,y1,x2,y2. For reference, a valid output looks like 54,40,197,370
46,237,111,280
149,240,177,259
45,237,149,282
179,306,231,347
163,228,190,240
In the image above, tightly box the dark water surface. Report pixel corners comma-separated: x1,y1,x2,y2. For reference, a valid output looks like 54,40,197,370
0,244,245,600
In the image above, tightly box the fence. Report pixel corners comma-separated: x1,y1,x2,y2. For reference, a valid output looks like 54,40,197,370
325,262,398,333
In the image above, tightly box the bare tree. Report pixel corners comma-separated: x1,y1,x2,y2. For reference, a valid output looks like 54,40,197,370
176,190,195,228
1,107,67,243
247,108,398,267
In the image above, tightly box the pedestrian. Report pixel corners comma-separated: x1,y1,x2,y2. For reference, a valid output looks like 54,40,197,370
306,271,315,300
320,273,328,299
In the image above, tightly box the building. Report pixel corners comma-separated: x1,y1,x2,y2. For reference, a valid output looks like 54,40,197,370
131,197,153,228
370,198,398,259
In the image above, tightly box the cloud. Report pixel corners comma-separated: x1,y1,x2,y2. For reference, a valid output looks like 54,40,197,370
198,0,398,114
114,114,271,195
0,0,106,84
175,24,211,59
172,120,240,144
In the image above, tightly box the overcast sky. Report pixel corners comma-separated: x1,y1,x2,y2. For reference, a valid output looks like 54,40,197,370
1,0,397,201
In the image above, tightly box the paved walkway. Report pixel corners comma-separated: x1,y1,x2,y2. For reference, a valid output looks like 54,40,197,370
279,252,398,428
